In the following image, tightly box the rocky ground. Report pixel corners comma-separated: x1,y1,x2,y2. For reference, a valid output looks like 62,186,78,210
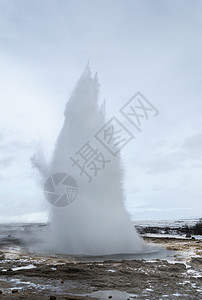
0,236,201,299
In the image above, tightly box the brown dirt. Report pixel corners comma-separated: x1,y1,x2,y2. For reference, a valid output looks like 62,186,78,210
0,236,201,299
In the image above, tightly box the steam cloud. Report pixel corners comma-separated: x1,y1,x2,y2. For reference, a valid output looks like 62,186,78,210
33,65,144,255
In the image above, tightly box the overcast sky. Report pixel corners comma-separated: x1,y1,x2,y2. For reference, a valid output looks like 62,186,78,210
0,0,202,222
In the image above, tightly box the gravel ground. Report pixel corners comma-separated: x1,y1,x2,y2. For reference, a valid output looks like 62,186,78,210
0,236,201,299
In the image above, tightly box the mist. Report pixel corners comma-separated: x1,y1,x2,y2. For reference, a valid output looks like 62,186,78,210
32,65,144,255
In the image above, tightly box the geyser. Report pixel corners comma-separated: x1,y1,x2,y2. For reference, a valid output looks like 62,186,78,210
33,65,144,255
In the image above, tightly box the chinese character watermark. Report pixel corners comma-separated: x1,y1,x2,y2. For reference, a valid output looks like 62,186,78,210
70,141,111,182
44,91,159,206
120,92,159,131
95,117,134,157
70,91,158,183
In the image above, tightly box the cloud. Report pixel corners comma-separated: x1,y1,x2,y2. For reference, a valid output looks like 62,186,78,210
0,211,48,224
0,0,202,221
0,130,35,155
144,155,184,174
0,156,14,168
183,133,202,160
0,140,30,153
142,133,202,174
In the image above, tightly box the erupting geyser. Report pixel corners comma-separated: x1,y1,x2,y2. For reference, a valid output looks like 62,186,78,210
33,65,144,255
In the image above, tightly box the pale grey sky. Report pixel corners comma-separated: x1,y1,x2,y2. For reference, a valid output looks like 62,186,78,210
0,0,202,222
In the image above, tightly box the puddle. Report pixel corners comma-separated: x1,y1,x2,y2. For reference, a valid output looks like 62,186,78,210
90,289,138,299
